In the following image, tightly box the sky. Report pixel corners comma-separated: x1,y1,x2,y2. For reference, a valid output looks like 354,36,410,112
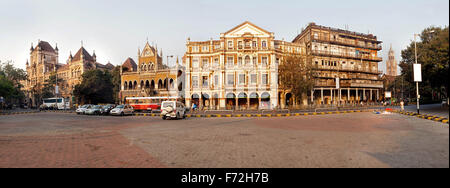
0,0,448,73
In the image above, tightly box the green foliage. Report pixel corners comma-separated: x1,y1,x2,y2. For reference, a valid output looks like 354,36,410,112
278,54,316,102
399,26,449,100
0,60,27,103
73,69,114,104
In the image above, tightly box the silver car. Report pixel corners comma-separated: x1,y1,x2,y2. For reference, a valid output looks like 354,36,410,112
76,104,92,114
84,105,103,115
110,104,134,116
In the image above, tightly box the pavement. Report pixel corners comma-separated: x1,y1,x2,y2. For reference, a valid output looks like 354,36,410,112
0,112,448,168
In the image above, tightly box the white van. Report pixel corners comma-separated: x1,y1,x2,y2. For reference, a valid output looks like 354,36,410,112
161,101,186,120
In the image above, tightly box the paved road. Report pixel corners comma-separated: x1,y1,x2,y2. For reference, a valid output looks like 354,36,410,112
393,103,449,118
0,112,448,168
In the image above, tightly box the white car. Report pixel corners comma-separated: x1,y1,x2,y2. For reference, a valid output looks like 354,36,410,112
161,101,186,120
110,104,134,116
76,104,92,114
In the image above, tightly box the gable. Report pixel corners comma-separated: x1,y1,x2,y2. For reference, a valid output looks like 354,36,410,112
223,22,272,38
141,43,155,57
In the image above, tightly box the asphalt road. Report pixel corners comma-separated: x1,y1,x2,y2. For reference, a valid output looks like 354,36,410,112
0,112,448,168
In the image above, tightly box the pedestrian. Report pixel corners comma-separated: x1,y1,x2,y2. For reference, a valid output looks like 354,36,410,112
400,100,404,111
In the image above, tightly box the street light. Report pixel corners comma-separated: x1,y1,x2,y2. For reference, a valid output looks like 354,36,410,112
413,30,434,114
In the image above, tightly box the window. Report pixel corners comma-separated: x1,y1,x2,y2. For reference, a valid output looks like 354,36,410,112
252,41,257,48
245,56,250,65
192,58,199,68
251,74,257,84
262,57,268,66
192,46,199,52
227,74,234,85
214,58,219,67
192,76,198,88
227,56,234,67
261,74,268,85
238,41,243,49
202,59,208,69
253,57,257,66
202,76,208,87
202,46,209,52
238,57,242,66
215,44,221,50
228,41,233,49
262,41,267,48
239,74,245,85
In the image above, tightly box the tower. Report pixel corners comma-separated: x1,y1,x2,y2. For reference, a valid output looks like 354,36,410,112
386,44,397,76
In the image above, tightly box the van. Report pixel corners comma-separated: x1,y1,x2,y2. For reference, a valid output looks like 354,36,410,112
161,101,186,120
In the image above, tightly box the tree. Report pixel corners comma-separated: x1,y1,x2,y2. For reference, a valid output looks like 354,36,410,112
111,66,121,104
0,60,27,105
399,26,449,103
73,69,114,104
278,54,316,106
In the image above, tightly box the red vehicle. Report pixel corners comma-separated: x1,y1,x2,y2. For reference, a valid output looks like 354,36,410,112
125,96,180,112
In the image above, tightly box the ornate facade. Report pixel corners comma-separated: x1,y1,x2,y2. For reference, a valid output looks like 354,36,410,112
119,41,184,102
386,44,398,76
23,40,114,107
292,22,383,105
184,21,304,110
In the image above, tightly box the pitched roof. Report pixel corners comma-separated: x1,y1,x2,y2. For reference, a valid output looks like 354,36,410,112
223,21,272,35
122,58,137,71
72,47,95,62
33,41,56,53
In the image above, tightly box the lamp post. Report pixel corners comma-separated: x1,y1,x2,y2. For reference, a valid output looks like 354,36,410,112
414,30,434,114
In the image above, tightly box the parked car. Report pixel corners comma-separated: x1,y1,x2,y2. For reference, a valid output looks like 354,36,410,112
85,105,103,115
100,104,116,115
110,104,134,116
161,101,186,120
76,104,92,115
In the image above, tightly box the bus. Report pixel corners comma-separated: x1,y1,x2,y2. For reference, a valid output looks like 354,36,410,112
125,96,181,112
42,98,70,110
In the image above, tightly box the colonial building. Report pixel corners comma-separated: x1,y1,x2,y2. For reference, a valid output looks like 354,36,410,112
292,22,384,105
119,41,184,102
23,40,114,107
386,44,398,76
184,21,305,110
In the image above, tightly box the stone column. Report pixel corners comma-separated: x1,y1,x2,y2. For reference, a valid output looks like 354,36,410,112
330,88,333,105
363,88,366,101
347,88,350,103
247,97,250,110
321,88,324,104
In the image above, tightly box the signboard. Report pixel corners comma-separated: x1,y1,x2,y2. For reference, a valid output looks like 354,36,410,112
413,64,422,82
55,86,59,94
335,77,340,89
385,91,392,98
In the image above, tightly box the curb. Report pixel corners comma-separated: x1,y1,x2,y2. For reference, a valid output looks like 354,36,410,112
179,109,374,118
393,110,449,124
0,111,40,116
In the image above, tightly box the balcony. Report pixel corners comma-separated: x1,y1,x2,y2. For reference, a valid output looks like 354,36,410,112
311,50,382,62
313,36,382,50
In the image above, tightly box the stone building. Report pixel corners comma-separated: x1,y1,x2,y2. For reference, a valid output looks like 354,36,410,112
292,22,384,105
386,44,398,76
23,40,114,107
119,41,184,102
184,21,304,110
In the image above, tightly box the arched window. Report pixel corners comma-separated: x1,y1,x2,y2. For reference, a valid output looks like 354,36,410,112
245,56,250,65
